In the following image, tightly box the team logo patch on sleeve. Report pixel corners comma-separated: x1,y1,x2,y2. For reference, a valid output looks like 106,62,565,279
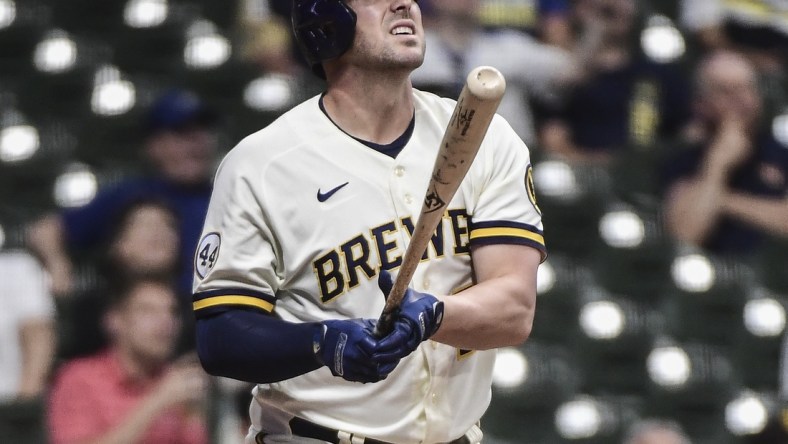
525,164,541,215
195,232,221,279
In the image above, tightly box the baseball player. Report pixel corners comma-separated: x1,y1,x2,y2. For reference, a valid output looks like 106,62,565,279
193,1,545,443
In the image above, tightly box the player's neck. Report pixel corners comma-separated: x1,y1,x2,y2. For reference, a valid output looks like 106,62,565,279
323,74,415,145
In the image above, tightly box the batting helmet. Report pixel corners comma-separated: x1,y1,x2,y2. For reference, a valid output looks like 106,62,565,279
291,0,357,78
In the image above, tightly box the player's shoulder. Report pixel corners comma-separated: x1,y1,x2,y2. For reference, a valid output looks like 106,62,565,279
219,95,323,169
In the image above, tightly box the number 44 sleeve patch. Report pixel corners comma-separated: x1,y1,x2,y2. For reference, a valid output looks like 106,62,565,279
195,232,221,279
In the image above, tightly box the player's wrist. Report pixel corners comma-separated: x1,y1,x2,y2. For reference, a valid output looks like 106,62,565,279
312,323,327,366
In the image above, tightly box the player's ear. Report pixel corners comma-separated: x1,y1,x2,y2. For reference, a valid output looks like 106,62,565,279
378,269,394,300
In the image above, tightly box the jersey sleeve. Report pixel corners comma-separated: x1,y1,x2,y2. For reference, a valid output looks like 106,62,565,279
468,115,546,261
192,147,280,319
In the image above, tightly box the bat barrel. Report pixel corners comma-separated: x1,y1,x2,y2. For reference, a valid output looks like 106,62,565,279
466,66,506,101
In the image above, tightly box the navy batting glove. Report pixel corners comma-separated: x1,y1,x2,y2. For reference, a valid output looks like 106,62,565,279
315,319,389,383
377,270,444,346
372,320,420,366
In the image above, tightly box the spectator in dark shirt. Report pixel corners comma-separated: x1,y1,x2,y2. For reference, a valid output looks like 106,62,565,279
540,0,692,164
662,50,788,255
26,88,219,299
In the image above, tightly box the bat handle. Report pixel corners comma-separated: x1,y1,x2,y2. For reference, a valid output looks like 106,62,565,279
373,310,397,339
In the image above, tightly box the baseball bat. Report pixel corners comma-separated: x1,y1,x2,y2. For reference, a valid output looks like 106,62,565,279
375,66,506,337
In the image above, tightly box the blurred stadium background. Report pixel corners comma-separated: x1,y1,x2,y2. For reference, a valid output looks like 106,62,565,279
1,0,787,443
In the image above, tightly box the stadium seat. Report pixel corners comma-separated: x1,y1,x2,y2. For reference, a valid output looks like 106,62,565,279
589,202,675,301
663,252,755,344
533,160,613,261
531,254,587,343
572,287,660,394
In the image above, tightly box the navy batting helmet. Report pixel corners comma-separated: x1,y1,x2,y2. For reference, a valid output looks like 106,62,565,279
291,0,357,78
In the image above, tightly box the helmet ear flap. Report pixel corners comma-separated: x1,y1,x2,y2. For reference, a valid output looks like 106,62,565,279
291,0,357,79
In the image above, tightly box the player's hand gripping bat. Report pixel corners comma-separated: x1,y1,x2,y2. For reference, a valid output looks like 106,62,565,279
374,66,507,337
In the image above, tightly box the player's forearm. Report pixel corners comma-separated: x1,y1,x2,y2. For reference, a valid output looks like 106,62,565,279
723,193,788,237
432,275,535,350
17,319,56,399
196,310,323,383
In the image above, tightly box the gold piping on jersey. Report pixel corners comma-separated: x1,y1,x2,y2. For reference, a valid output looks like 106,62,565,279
193,295,275,313
469,226,545,246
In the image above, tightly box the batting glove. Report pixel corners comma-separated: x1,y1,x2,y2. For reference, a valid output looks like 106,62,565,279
375,270,444,358
314,318,391,383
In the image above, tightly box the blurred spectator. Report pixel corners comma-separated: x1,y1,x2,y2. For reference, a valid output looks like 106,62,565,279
58,198,184,359
662,50,788,256
0,251,56,444
622,419,691,444
679,0,788,64
48,278,209,444
26,88,219,299
540,0,692,163
679,0,788,121
237,0,305,76
464,0,573,48
412,0,580,146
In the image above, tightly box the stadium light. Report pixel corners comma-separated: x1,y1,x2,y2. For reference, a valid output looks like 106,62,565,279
536,259,556,295
773,110,788,147
647,345,691,389
491,347,528,390
0,0,15,29
33,30,78,74
555,397,602,439
123,0,168,28
91,65,136,116
244,74,294,112
599,209,645,249
671,253,715,293
184,20,231,69
0,124,39,163
533,160,580,200
554,395,619,440
725,391,769,436
640,15,685,63
579,300,625,340
54,163,97,208
743,297,786,338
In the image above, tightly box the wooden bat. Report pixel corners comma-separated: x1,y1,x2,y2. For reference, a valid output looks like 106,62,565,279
375,66,506,337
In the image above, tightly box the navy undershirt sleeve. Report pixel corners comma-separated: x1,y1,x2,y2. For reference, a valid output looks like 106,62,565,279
195,309,323,383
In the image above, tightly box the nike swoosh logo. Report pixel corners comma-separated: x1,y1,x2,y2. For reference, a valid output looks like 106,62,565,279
317,182,349,202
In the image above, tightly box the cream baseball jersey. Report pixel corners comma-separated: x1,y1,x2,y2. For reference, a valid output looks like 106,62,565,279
193,89,545,443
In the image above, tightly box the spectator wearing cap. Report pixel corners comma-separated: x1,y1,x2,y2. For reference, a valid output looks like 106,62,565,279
26,89,219,304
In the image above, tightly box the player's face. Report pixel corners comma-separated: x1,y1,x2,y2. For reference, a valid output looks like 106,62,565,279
344,0,425,73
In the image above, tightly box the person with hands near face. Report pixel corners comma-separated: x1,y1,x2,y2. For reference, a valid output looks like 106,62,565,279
662,50,788,255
